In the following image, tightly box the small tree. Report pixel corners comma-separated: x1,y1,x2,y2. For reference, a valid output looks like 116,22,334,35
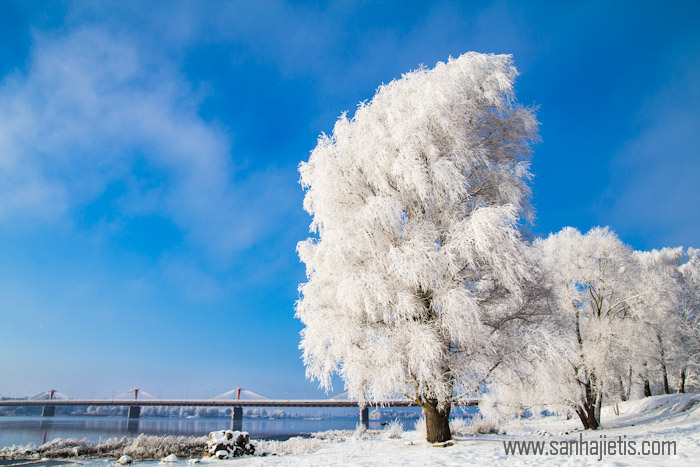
632,248,686,395
677,248,700,392
630,248,700,395
296,53,538,443
536,227,640,429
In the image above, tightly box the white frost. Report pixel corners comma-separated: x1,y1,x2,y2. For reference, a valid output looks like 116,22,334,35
296,52,540,424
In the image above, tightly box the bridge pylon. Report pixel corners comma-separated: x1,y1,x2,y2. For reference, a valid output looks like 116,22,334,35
42,389,57,417
230,387,243,430
129,388,140,419
360,407,369,428
231,406,243,431
119,388,141,419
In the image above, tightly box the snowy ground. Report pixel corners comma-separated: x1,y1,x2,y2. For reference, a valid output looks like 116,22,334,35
202,394,700,466
3,393,699,466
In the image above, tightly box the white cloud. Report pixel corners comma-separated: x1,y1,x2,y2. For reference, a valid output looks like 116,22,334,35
0,27,297,256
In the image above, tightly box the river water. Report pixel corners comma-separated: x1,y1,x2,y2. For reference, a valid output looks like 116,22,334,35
0,415,421,448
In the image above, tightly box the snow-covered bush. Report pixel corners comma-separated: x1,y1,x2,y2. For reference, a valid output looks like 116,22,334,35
310,429,355,441
413,415,427,438
448,417,471,436
256,437,325,456
121,434,206,460
382,419,404,439
466,415,499,435
0,434,206,461
353,422,368,439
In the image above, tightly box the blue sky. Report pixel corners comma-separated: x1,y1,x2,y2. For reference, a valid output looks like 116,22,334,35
0,0,698,399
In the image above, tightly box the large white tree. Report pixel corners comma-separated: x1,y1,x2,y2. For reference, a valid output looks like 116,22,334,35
295,53,539,442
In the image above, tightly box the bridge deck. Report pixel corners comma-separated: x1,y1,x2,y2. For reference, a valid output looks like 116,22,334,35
0,399,479,408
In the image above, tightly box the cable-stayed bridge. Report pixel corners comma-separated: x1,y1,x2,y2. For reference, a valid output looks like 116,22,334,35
0,388,479,430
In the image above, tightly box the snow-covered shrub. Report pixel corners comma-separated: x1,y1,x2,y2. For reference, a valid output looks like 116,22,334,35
353,422,368,439
466,415,499,435
256,437,325,456
310,429,354,441
122,434,206,460
0,435,205,461
311,430,355,441
448,417,471,436
311,428,383,442
94,436,131,455
0,437,130,459
34,437,97,458
413,415,426,438
382,419,404,439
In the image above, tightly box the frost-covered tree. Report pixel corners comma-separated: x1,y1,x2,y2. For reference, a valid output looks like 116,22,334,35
630,248,700,395
632,248,686,396
677,248,700,392
477,306,578,422
535,227,640,429
296,53,539,443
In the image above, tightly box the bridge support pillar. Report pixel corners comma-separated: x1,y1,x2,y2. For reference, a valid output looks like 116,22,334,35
127,419,140,434
41,406,55,417
127,406,141,419
360,407,369,428
231,406,243,431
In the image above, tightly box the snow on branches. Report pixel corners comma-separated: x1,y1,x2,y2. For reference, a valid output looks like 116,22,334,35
632,247,700,395
536,227,641,429
296,53,539,442
294,52,699,436
486,228,700,430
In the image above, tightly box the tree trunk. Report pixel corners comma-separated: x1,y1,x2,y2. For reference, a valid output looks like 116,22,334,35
641,361,652,397
575,379,600,429
625,367,632,401
678,367,686,394
422,399,452,443
658,334,670,394
619,378,627,402
575,405,599,430
573,309,599,430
